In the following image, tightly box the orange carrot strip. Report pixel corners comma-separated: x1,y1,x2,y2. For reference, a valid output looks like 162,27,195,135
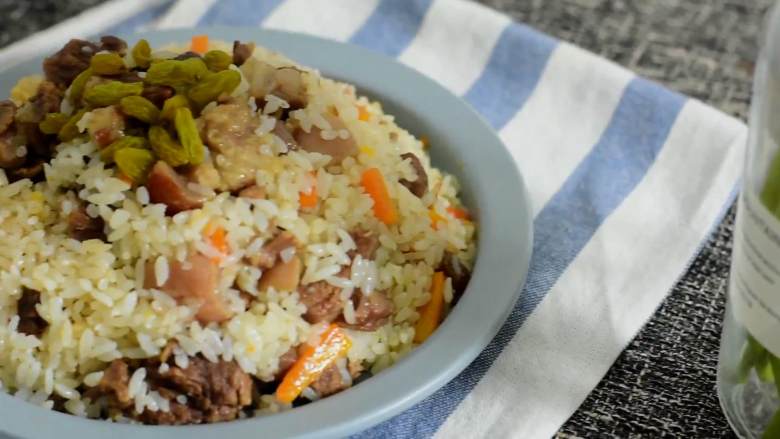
190,35,209,54
361,167,398,225
446,206,470,220
357,105,370,121
204,223,229,263
414,272,446,343
275,324,352,403
299,172,318,209
429,208,445,230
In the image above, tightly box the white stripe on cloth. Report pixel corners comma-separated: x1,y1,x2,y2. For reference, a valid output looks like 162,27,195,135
156,0,218,29
435,100,745,439
397,0,509,95
501,43,633,214
263,0,380,41
0,0,168,71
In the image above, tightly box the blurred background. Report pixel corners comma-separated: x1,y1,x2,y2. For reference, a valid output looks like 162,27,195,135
0,0,773,437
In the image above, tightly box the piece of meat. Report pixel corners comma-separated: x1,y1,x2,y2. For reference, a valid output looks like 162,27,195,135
246,231,297,269
106,70,143,84
14,81,62,125
398,152,428,198
440,251,471,304
173,51,201,61
349,229,379,260
201,103,260,154
16,288,48,337
0,130,24,169
258,256,302,292
138,401,204,425
146,356,253,424
99,35,127,56
87,106,125,147
298,280,344,324
272,121,298,151
0,100,16,133
309,359,361,398
294,114,357,165
43,39,99,87
67,204,106,241
7,161,44,181
272,67,307,109
92,359,132,409
147,161,209,215
341,290,394,331
141,85,175,107
144,253,231,324
276,347,298,379
232,40,255,67
238,184,266,199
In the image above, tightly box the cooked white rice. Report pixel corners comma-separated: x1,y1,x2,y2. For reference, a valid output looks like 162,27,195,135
0,39,476,418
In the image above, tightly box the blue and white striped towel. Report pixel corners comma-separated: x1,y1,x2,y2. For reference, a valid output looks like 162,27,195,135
0,0,747,437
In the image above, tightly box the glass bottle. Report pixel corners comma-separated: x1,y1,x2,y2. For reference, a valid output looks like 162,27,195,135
719,4,780,438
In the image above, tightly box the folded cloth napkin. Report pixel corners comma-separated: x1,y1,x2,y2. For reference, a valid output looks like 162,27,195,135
0,0,748,437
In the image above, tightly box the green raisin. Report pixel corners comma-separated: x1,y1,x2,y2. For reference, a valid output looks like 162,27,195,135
119,95,160,123
115,147,155,183
39,113,70,135
160,94,190,120
83,81,144,107
174,107,204,165
144,58,209,91
149,125,189,167
100,135,148,163
90,53,126,75
203,50,232,72
188,69,241,107
131,39,152,69
58,109,89,142
68,68,93,106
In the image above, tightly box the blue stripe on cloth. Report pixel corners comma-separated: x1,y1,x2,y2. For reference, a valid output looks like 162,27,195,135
349,0,434,57
197,0,284,26
355,77,686,438
464,22,557,130
107,0,174,35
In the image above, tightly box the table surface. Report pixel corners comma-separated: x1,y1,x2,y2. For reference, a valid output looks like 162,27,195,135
0,0,772,436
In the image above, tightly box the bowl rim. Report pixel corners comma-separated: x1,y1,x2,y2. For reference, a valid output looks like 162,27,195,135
0,27,533,439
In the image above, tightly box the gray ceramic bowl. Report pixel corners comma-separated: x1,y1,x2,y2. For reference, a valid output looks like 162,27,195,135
0,28,532,439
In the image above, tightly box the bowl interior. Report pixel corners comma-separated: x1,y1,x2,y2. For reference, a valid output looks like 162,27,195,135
0,27,533,439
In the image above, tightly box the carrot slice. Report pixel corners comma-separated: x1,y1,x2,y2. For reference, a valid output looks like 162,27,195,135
414,272,446,343
204,224,229,263
357,105,370,121
361,167,398,225
299,172,318,209
446,206,470,220
190,35,209,54
275,324,352,403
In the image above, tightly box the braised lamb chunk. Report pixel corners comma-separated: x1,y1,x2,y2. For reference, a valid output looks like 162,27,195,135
341,290,394,331
294,114,357,165
0,100,24,169
67,204,106,241
141,85,175,107
272,67,307,109
144,356,254,424
7,161,45,182
399,152,428,198
16,288,48,337
173,51,202,61
144,252,231,324
246,230,298,269
274,346,299,380
440,251,471,303
89,359,133,409
349,229,379,260
0,100,15,132
271,121,298,151
99,35,128,56
298,279,344,324
232,40,255,67
147,161,209,215
309,359,362,398
43,39,99,87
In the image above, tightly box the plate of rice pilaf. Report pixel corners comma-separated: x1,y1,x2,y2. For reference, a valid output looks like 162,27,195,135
0,29,532,438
